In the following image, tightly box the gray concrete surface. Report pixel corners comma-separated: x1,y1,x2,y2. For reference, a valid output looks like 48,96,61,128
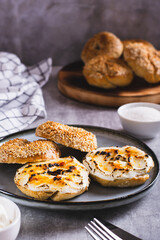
0,0,159,65
15,67,160,240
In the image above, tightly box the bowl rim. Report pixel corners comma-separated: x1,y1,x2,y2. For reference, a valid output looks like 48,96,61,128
118,102,160,123
0,196,21,232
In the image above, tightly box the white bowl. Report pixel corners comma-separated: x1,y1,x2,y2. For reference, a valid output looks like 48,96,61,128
118,102,160,139
0,196,21,240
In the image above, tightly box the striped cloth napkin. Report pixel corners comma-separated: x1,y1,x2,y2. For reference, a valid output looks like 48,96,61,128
0,52,52,138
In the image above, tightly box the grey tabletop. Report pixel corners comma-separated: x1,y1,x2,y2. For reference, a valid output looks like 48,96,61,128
16,67,160,240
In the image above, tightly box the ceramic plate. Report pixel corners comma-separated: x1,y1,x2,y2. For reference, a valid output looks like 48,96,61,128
0,126,159,210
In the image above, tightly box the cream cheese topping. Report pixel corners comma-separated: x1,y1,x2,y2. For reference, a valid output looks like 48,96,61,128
15,157,89,194
83,146,154,181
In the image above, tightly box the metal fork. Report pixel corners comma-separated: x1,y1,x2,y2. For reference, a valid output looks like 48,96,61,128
85,218,123,240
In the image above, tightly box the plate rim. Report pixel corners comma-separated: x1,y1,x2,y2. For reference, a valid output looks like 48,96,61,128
0,125,159,208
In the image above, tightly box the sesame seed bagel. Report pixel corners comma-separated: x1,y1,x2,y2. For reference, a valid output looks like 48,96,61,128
123,41,160,84
83,146,154,187
83,55,133,89
35,121,97,152
0,138,60,164
81,32,123,63
14,156,90,201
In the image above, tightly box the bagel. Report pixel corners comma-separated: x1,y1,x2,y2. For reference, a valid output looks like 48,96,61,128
83,146,154,187
81,32,123,63
35,121,97,152
14,156,90,201
0,138,60,164
123,41,160,84
83,54,133,89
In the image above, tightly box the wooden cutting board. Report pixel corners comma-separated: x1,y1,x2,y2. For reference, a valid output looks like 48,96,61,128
58,61,160,107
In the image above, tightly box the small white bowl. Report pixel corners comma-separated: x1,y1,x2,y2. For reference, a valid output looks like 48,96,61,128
0,196,21,240
118,102,160,139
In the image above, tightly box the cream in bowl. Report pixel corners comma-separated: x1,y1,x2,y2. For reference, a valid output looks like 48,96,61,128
0,196,21,240
118,102,160,138
0,204,11,229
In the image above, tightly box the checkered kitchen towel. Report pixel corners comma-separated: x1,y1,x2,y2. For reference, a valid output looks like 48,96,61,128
0,52,52,138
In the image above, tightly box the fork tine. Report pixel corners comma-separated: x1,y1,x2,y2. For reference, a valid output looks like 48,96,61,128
94,218,123,240
85,226,102,240
88,223,108,240
90,221,113,240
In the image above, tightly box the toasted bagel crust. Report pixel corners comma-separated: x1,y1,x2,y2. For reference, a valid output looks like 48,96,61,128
89,173,149,187
0,138,60,164
36,121,97,152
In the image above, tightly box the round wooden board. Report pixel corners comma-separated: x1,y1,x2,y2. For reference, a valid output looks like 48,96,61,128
58,61,160,107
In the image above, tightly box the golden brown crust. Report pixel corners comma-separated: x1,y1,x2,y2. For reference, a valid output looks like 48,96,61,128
0,138,60,164
15,185,54,200
17,185,88,202
35,121,97,152
90,173,149,187
123,41,160,84
81,32,123,63
83,55,133,89
50,187,88,201
16,181,88,201
123,39,155,51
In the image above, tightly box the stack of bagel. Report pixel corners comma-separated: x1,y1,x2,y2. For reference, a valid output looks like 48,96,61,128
81,32,160,89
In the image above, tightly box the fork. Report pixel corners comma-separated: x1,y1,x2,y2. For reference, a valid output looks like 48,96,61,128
85,218,123,240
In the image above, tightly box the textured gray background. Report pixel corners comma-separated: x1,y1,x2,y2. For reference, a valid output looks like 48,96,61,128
0,0,160,65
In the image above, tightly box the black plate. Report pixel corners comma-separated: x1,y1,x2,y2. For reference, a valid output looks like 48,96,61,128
0,126,159,210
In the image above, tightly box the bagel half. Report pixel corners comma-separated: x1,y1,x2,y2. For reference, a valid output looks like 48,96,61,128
36,121,97,152
83,146,154,187
14,156,90,201
0,138,60,164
